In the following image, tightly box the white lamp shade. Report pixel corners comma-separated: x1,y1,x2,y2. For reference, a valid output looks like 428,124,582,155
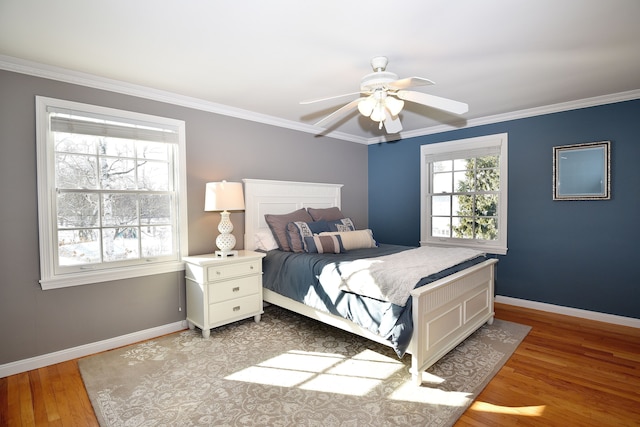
204,181,245,211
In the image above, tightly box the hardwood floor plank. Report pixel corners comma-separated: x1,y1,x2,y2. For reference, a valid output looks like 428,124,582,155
457,303,640,426
0,375,8,427
35,366,63,425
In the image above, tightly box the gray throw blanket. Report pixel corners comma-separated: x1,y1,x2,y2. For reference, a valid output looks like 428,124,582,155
319,246,483,306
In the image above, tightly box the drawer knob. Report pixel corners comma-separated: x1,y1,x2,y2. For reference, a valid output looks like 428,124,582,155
250,265,254,270
216,271,221,275
233,306,240,312
232,287,240,292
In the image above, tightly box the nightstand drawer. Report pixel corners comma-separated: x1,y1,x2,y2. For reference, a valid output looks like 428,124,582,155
208,294,262,324
206,260,261,281
208,275,261,304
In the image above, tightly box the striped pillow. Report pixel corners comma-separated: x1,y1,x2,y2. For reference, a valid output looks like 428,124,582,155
303,234,345,254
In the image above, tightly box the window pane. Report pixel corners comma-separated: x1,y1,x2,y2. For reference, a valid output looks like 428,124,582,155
433,172,452,193
100,158,137,189
433,160,452,173
101,137,135,157
57,193,100,228
476,218,498,240
453,158,468,170
478,155,498,168
141,225,173,257
432,195,450,216
140,194,171,224
454,194,474,216
454,171,472,192
452,216,473,239
55,133,97,155
102,194,138,226
58,229,101,265
103,227,139,261
431,217,451,237
56,153,98,189
476,194,498,216
476,167,500,191
137,161,169,191
138,141,169,161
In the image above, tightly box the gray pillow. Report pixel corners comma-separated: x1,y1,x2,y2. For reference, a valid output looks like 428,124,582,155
307,206,344,221
264,208,313,252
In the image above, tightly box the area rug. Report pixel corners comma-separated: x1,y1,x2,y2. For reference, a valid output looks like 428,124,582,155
79,305,530,427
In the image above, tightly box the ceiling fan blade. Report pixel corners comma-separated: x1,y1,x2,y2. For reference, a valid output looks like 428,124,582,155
397,90,468,115
388,77,434,90
314,98,361,127
300,92,363,105
383,110,403,134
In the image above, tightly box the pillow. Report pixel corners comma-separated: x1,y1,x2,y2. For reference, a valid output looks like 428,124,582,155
264,208,313,252
319,229,378,250
286,220,332,253
307,206,344,221
327,218,355,232
254,229,278,252
303,234,345,254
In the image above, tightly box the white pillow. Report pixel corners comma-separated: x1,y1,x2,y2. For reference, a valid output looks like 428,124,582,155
319,229,377,250
254,229,279,251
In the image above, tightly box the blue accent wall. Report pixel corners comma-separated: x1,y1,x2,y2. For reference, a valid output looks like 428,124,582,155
369,99,640,318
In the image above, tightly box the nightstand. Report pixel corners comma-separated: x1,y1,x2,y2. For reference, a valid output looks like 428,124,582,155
183,250,266,338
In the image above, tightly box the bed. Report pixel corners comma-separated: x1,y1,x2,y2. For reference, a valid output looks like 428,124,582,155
243,178,498,385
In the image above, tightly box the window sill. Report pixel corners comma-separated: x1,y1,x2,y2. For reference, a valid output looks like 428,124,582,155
420,239,507,256
39,261,185,290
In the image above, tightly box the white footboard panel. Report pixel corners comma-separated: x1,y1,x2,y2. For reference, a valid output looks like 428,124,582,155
408,258,497,384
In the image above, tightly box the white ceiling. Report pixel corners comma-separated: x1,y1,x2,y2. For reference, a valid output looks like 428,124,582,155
1,0,639,143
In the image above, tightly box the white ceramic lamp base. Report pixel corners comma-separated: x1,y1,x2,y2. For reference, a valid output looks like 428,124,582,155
215,211,238,258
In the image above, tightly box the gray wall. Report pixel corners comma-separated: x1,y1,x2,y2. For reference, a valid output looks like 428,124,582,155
0,69,368,366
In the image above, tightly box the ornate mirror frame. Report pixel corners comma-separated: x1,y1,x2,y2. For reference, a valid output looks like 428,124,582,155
553,141,611,201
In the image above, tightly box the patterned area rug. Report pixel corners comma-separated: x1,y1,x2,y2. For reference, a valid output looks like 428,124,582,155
79,305,530,426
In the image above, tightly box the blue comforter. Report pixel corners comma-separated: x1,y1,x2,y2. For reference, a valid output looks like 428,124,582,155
261,244,485,357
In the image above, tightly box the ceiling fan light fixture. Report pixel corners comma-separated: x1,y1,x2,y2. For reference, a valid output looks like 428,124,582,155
370,102,386,123
385,96,404,116
357,96,375,117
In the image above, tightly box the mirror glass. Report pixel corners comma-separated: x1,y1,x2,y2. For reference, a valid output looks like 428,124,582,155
553,141,610,200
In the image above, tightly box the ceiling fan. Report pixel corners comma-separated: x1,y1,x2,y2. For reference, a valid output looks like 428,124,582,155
301,56,469,134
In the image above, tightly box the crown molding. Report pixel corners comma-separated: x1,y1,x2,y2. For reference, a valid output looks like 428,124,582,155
0,54,370,145
2,54,637,146
367,89,640,144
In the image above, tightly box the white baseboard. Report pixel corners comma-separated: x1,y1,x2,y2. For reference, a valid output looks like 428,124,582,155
0,320,187,379
495,295,640,328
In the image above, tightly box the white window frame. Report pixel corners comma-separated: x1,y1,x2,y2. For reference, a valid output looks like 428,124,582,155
35,96,188,289
420,133,508,255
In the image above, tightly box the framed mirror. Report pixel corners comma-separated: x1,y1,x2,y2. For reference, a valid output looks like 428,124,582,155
553,141,611,200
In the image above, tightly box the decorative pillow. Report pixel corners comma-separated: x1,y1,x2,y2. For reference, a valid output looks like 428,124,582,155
319,229,378,250
327,218,355,232
285,222,309,253
306,220,331,234
264,208,313,252
286,220,332,252
254,229,278,252
303,234,346,254
307,206,345,221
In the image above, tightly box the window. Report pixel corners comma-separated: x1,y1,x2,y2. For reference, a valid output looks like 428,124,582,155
420,133,508,255
36,97,188,289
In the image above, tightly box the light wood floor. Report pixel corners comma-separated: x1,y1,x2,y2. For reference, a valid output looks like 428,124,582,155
2,303,639,426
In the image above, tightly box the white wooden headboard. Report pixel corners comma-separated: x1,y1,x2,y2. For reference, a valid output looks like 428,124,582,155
243,179,343,251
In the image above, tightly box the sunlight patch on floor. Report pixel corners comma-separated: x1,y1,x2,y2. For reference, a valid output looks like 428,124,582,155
389,381,472,406
471,401,546,416
225,349,404,396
